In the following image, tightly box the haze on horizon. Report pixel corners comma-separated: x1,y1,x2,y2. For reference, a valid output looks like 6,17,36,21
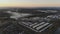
0,0,60,7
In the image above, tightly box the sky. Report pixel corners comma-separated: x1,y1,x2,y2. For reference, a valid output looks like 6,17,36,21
0,0,60,7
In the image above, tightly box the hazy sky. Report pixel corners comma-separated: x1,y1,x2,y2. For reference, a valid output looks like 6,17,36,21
0,0,60,7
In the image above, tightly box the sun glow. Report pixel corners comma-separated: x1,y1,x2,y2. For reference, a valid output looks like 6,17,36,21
0,0,60,7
